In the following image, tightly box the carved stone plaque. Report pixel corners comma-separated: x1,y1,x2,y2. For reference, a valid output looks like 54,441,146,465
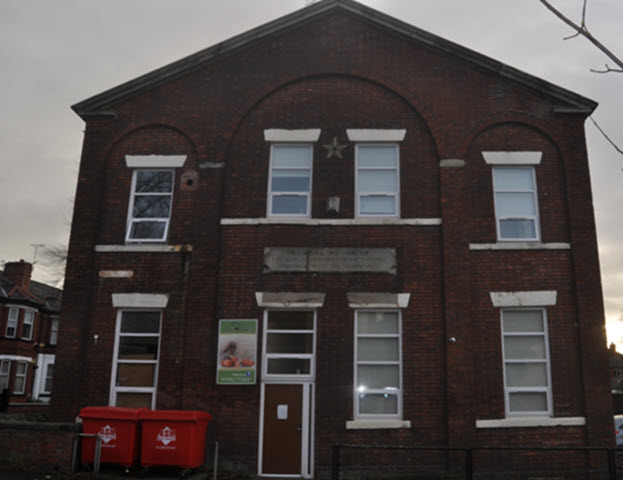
263,248,396,274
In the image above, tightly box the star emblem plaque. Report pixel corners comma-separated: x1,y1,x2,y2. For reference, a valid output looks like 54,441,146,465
323,137,347,159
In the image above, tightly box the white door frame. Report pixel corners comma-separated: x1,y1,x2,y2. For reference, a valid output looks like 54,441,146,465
258,381,314,479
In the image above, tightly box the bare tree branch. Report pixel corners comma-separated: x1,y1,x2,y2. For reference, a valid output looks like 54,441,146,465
539,0,623,73
589,116,623,156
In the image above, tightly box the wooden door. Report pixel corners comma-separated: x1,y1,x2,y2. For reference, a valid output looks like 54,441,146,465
261,384,303,475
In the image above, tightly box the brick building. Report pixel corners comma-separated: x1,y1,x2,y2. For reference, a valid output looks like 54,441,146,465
1,260,61,406
52,0,612,477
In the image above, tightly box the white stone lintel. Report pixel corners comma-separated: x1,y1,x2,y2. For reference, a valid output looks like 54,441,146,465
476,417,585,429
347,293,411,309
125,155,187,168
263,129,321,142
482,151,542,165
490,291,557,307
112,293,170,309
255,292,325,308
346,129,406,142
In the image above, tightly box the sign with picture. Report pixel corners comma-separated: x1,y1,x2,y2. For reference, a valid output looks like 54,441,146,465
217,319,258,385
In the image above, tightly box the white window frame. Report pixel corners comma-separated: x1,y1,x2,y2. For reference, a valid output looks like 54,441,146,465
22,309,34,340
267,144,313,218
125,169,174,243
109,309,162,409
262,310,316,382
355,144,400,218
49,317,59,345
6,307,18,338
354,309,403,420
501,308,552,417
13,361,27,395
492,166,540,242
32,353,55,400
0,360,9,390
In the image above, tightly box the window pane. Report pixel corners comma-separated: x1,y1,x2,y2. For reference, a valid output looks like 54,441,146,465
359,393,398,414
357,338,399,362
271,170,310,192
133,196,171,218
360,196,396,215
136,171,173,193
357,365,399,390
266,358,310,375
358,146,397,168
508,392,547,412
118,337,159,360
494,168,534,191
116,363,156,387
357,311,399,334
503,310,544,332
116,392,152,408
499,219,536,239
15,363,26,375
495,192,536,217
121,311,161,333
129,221,166,240
267,311,314,330
266,333,313,354
272,195,308,215
22,324,32,339
44,365,54,393
359,170,397,193
505,363,548,387
0,361,9,374
273,145,311,168
504,336,546,359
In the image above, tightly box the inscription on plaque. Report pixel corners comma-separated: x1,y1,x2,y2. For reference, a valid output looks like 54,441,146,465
263,248,396,274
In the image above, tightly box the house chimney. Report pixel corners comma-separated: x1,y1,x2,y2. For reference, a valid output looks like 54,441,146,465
3,260,33,289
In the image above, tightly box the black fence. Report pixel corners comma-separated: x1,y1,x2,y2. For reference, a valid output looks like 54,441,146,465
332,444,623,480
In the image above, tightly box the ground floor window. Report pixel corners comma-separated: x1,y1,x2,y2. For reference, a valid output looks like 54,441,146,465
33,354,55,401
110,310,161,409
13,362,28,394
354,310,402,419
501,308,552,416
263,310,315,380
0,360,9,390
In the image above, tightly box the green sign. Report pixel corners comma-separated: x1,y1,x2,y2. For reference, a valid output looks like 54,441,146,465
217,319,258,385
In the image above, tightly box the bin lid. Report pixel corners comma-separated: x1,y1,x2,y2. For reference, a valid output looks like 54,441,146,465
79,406,146,420
138,409,212,422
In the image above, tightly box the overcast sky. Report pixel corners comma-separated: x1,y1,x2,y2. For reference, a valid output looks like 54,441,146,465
1,0,622,344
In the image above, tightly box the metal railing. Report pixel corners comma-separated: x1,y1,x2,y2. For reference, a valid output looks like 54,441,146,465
332,444,622,480
72,433,102,475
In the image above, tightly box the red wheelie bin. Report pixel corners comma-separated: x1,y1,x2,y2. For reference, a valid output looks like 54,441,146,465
139,410,212,471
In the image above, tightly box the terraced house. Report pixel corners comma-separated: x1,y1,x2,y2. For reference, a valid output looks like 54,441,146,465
52,0,612,477
1,260,61,407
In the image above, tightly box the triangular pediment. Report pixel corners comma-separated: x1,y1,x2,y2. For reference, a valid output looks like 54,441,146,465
72,0,596,118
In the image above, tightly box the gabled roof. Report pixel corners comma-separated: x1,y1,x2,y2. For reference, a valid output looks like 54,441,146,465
72,0,597,118
0,276,62,313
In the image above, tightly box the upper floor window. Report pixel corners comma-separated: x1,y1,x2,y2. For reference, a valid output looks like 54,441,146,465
501,308,552,416
6,307,18,338
267,145,313,217
492,167,540,241
22,310,34,340
126,170,174,242
49,317,59,345
354,310,402,419
355,145,400,217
